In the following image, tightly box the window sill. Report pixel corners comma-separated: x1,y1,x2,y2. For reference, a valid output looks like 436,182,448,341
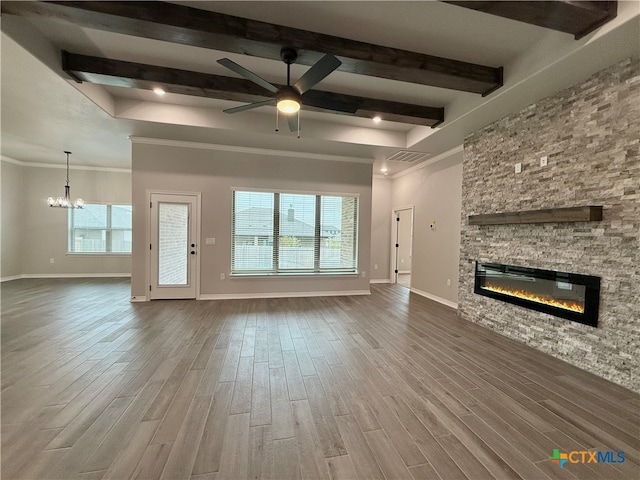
230,272,360,279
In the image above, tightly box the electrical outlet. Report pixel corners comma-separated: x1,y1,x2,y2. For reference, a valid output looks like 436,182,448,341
447,278,451,286
540,156,548,167
50,258,55,264
515,162,522,174
374,264,378,270
220,273,225,280
206,237,216,245
361,271,367,278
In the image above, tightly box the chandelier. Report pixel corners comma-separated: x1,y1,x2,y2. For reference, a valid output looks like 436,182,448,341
47,151,84,208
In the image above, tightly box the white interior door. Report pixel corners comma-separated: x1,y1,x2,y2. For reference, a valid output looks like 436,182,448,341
392,206,414,287
149,193,198,299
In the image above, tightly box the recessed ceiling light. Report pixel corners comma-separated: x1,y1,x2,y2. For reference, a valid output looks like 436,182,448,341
153,87,166,96
380,167,388,173
373,116,382,123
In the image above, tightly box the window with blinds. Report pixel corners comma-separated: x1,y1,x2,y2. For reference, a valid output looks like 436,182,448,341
68,203,132,254
232,190,358,274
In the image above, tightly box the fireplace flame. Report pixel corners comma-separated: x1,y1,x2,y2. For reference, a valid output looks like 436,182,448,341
482,284,585,313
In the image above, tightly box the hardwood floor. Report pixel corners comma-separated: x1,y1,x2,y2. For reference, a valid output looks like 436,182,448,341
2,278,639,480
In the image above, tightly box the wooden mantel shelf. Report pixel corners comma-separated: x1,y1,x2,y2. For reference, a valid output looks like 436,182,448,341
468,206,603,226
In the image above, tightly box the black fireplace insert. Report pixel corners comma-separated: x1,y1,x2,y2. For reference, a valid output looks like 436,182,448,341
474,262,600,327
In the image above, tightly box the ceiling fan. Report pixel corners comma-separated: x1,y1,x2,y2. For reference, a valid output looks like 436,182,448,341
217,47,342,136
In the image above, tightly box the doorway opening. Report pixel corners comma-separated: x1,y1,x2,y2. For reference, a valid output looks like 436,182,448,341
392,206,414,289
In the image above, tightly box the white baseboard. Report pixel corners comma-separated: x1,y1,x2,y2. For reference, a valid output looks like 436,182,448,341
0,275,23,283
129,296,147,302
199,289,370,301
410,287,458,309
2,273,131,282
370,279,391,284
23,273,131,279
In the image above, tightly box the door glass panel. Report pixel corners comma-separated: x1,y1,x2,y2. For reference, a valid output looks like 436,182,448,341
158,203,189,285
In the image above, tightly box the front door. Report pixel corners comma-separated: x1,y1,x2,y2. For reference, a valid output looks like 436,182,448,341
149,193,199,299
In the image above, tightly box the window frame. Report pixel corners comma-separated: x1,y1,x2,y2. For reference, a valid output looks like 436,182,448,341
231,188,359,276
67,202,133,256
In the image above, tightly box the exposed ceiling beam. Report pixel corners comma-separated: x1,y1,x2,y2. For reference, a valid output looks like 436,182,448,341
1,1,503,96
62,52,445,127
443,1,617,40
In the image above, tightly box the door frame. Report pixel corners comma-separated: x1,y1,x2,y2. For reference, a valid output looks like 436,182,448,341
390,205,414,285
146,190,202,300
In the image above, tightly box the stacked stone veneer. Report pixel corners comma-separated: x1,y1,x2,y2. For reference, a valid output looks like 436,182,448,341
459,57,639,392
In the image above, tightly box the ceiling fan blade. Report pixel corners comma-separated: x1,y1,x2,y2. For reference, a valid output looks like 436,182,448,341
294,54,342,94
287,114,299,133
217,58,279,93
223,99,275,114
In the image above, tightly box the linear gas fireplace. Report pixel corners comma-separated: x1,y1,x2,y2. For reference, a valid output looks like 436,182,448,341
474,262,601,327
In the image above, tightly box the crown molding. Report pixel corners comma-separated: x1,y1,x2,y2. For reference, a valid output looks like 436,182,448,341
391,144,463,180
129,137,374,164
1,155,23,165
1,156,130,173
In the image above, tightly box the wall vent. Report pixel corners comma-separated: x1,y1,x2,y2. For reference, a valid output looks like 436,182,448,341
386,150,431,163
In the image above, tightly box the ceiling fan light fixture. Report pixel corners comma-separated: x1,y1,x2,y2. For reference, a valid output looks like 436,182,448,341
277,99,300,114
277,86,301,114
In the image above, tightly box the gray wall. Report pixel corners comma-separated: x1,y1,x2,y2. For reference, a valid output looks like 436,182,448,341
459,57,639,392
391,152,463,305
1,160,24,278
131,143,373,298
370,176,391,281
1,161,131,279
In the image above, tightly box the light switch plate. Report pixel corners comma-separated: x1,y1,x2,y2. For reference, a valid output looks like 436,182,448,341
515,162,522,174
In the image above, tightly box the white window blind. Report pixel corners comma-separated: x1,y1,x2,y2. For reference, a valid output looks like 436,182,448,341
68,203,132,253
232,190,358,274
232,191,275,272
320,195,358,271
279,193,316,271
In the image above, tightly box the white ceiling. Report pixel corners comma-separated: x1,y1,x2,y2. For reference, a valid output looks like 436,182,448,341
2,1,638,175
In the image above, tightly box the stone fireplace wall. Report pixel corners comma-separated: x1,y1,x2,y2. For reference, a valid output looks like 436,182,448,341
459,57,639,392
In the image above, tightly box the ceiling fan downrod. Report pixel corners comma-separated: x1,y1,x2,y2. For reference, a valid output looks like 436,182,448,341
280,47,297,86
